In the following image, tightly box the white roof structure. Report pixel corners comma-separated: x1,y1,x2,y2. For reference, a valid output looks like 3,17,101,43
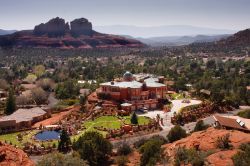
121,103,132,107
100,81,143,88
144,77,159,83
146,82,166,88
101,79,166,89
0,107,46,123
100,72,166,89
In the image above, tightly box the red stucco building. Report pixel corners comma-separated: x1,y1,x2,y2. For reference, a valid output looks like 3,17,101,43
98,72,167,111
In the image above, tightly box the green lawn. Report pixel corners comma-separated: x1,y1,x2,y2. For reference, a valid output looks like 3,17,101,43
82,115,150,137
171,93,184,100
0,115,151,148
0,130,38,148
123,116,150,125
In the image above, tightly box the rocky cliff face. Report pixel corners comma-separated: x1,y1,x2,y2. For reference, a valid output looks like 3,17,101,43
0,17,144,49
70,18,93,36
0,142,34,166
34,17,70,37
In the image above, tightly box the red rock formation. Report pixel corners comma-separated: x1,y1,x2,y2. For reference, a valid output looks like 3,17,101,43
0,142,34,166
0,17,144,49
34,17,70,37
70,18,93,36
162,127,250,165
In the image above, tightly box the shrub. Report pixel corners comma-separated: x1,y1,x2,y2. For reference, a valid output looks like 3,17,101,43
174,147,205,166
115,156,128,166
193,120,209,132
216,134,232,149
139,139,163,166
237,109,250,119
117,143,132,156
73,131,112,166
167,125,187,143
133,138,147,149
37,152,88,166
232,143,250,166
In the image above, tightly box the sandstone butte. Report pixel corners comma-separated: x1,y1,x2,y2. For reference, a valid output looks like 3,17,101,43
162,127,250,166
0,142,34,166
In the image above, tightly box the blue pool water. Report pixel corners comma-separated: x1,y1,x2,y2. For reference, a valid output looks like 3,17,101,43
35,130,61,141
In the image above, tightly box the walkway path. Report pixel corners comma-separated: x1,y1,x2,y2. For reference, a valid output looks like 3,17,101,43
139,99,202,130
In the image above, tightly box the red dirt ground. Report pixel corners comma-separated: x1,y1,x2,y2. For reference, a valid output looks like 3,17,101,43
32,105,80,128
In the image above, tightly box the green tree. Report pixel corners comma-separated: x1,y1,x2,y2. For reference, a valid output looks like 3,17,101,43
193,120,209,132
73,131,112,166
5,87,16,115
117,143,132,156
139,139,163,166
55,79,79,99
131,112,138,125
167,125,187,143
58,129,72,153
37,152,88,166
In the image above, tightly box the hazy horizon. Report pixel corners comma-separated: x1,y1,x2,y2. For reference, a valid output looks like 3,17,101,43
0,0,250,31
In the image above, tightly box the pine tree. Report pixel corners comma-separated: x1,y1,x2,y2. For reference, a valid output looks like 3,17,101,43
131,112,138,125
5,87,16,115
58,129,71,152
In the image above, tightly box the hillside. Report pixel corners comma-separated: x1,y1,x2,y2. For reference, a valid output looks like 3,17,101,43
0,17,144,49
163,127,250,165
217,28,250,46
136,34,230,46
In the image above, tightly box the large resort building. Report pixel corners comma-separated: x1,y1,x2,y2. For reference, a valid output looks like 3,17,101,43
98,71,167,112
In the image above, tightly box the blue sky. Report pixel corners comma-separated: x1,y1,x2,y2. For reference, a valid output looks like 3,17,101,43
0,0,250,30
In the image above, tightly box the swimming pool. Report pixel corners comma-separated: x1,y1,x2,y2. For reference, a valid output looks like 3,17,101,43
35,130,61,141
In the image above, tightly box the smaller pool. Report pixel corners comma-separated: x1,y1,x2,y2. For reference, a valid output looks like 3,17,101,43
35,130,61,141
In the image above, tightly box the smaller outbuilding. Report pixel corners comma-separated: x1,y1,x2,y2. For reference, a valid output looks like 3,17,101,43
0,107,50,132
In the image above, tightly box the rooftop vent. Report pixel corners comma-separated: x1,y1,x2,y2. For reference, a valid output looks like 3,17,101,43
236,119,245,127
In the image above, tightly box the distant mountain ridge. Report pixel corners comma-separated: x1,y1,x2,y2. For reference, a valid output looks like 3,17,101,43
135,34,231,46
0,17,144,49
95,25,236,38
0,29,16,35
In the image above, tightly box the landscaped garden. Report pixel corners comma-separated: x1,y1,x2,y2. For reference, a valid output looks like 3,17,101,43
83,115,150,136
0,115,151,148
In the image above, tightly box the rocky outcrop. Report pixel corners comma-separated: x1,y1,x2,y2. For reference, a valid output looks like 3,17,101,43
0,142,34,166
162,127,250,165
0,17,144,48
34,17,70,37
70,18,93,36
